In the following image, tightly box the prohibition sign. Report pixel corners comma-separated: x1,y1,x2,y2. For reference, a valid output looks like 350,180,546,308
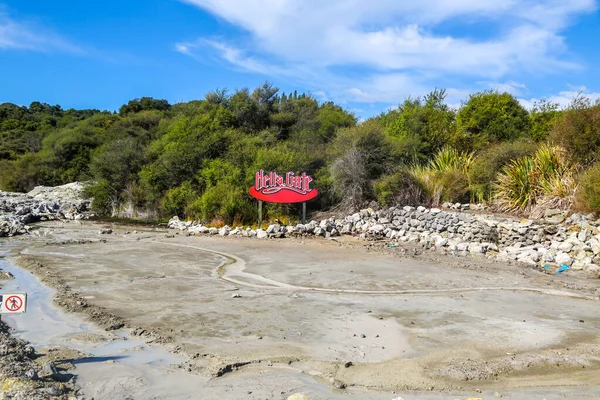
5,296,23,312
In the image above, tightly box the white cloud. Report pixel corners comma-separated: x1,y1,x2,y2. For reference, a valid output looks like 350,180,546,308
480,81,528,96
519,87,600,109
178,0,597,105
0,11,82,53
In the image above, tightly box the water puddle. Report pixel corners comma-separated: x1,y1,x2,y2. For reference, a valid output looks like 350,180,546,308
0,256,181,366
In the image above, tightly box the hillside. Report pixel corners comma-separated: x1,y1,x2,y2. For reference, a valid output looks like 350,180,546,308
1,85,599,224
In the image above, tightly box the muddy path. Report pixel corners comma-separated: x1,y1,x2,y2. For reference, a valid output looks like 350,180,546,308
2,221,600,399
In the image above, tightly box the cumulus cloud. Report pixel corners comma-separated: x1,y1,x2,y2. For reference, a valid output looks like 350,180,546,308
177,0,597,104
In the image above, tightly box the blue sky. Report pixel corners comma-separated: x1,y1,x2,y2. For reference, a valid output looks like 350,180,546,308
1,0,599,118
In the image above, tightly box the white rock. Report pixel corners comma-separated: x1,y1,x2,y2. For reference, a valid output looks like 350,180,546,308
555,252,573,266
435,237,448,247
558,242,574,252
456,243,469,252
369,224,385,233
256,229,268,239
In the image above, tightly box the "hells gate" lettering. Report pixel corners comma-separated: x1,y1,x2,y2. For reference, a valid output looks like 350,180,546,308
255,170,313,195
249,170,318,203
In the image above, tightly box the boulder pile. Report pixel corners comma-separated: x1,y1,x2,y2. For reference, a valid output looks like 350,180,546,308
0,182,90,237
168,204,600,277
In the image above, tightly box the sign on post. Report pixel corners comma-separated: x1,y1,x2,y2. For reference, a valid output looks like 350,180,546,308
249,170,318,203
0,293,27,314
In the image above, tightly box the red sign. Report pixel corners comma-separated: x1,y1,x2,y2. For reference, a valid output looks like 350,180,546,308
249,170,318,203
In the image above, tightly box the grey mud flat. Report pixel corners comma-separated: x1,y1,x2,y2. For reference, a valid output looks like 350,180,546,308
3,220,600,400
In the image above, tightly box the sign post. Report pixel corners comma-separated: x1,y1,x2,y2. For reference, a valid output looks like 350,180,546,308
249,170,318,224
0,293,27,315
302,202,306,224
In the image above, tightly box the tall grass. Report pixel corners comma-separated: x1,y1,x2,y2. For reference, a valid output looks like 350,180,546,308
494,144,576,213
409,147,474,206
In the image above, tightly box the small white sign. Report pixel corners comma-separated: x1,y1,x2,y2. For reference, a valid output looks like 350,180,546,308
0,293,27,314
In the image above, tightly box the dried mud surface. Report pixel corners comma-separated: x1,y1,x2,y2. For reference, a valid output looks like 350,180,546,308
3,221,600,399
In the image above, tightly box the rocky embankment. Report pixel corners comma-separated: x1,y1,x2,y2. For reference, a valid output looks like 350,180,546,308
0,183,90,237
168,204,600,277
0,321,78,399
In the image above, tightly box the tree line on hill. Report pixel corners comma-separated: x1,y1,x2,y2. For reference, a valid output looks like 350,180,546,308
1,83,599,224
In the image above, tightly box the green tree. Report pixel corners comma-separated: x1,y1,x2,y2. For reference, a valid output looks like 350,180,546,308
550,96,600,166
455,91,530,151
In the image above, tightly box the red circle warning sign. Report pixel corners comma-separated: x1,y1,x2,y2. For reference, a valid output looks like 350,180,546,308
5,296,23,312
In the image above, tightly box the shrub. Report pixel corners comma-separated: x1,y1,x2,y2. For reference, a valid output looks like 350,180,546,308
455,91,530,151
574,162,600,214
329,121,393,209
494,144,576,213
187,182,254,224
374,170,425,207
469,140,538,202
550,98,600,166
159,181,198,218
408,147,474,205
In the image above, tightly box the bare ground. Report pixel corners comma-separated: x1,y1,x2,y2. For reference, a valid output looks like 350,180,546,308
3,220,600,399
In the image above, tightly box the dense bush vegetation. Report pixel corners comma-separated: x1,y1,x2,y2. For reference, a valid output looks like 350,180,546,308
1,84,599,221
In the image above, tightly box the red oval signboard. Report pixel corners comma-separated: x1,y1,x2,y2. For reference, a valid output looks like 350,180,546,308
249,170,318,203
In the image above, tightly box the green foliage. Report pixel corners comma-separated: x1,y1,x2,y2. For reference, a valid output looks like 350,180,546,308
160,181,198,217
529,100,561,141
408,147,474,205
494,145,576,212
379,89,455,159
575,162,600,214
329,121,396,208
4,84,600,221
455,91,530,151
188,182,254,224
550,97,600,166
469,140,538,202
374,170,425,207
119,97,171,116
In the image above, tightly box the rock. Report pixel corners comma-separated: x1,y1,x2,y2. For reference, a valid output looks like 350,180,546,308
332,379,347,389
558,242,574,252
435,237,448,247
99,228,112,234
231,293,241,298
578,229,590,242
456,243,469,252
256,229,268,239
555,252,573,266
369,224,385,233
288,394,310,400
546,214,566,224
468,244,485,254
25,368,38,381
544,208,563,217
38,361,60,380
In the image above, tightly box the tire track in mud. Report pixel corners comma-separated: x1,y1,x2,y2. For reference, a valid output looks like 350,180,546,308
150,241,599,300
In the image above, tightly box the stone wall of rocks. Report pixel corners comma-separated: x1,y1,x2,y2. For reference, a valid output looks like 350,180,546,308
0,182,90,237
168,204,600,277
